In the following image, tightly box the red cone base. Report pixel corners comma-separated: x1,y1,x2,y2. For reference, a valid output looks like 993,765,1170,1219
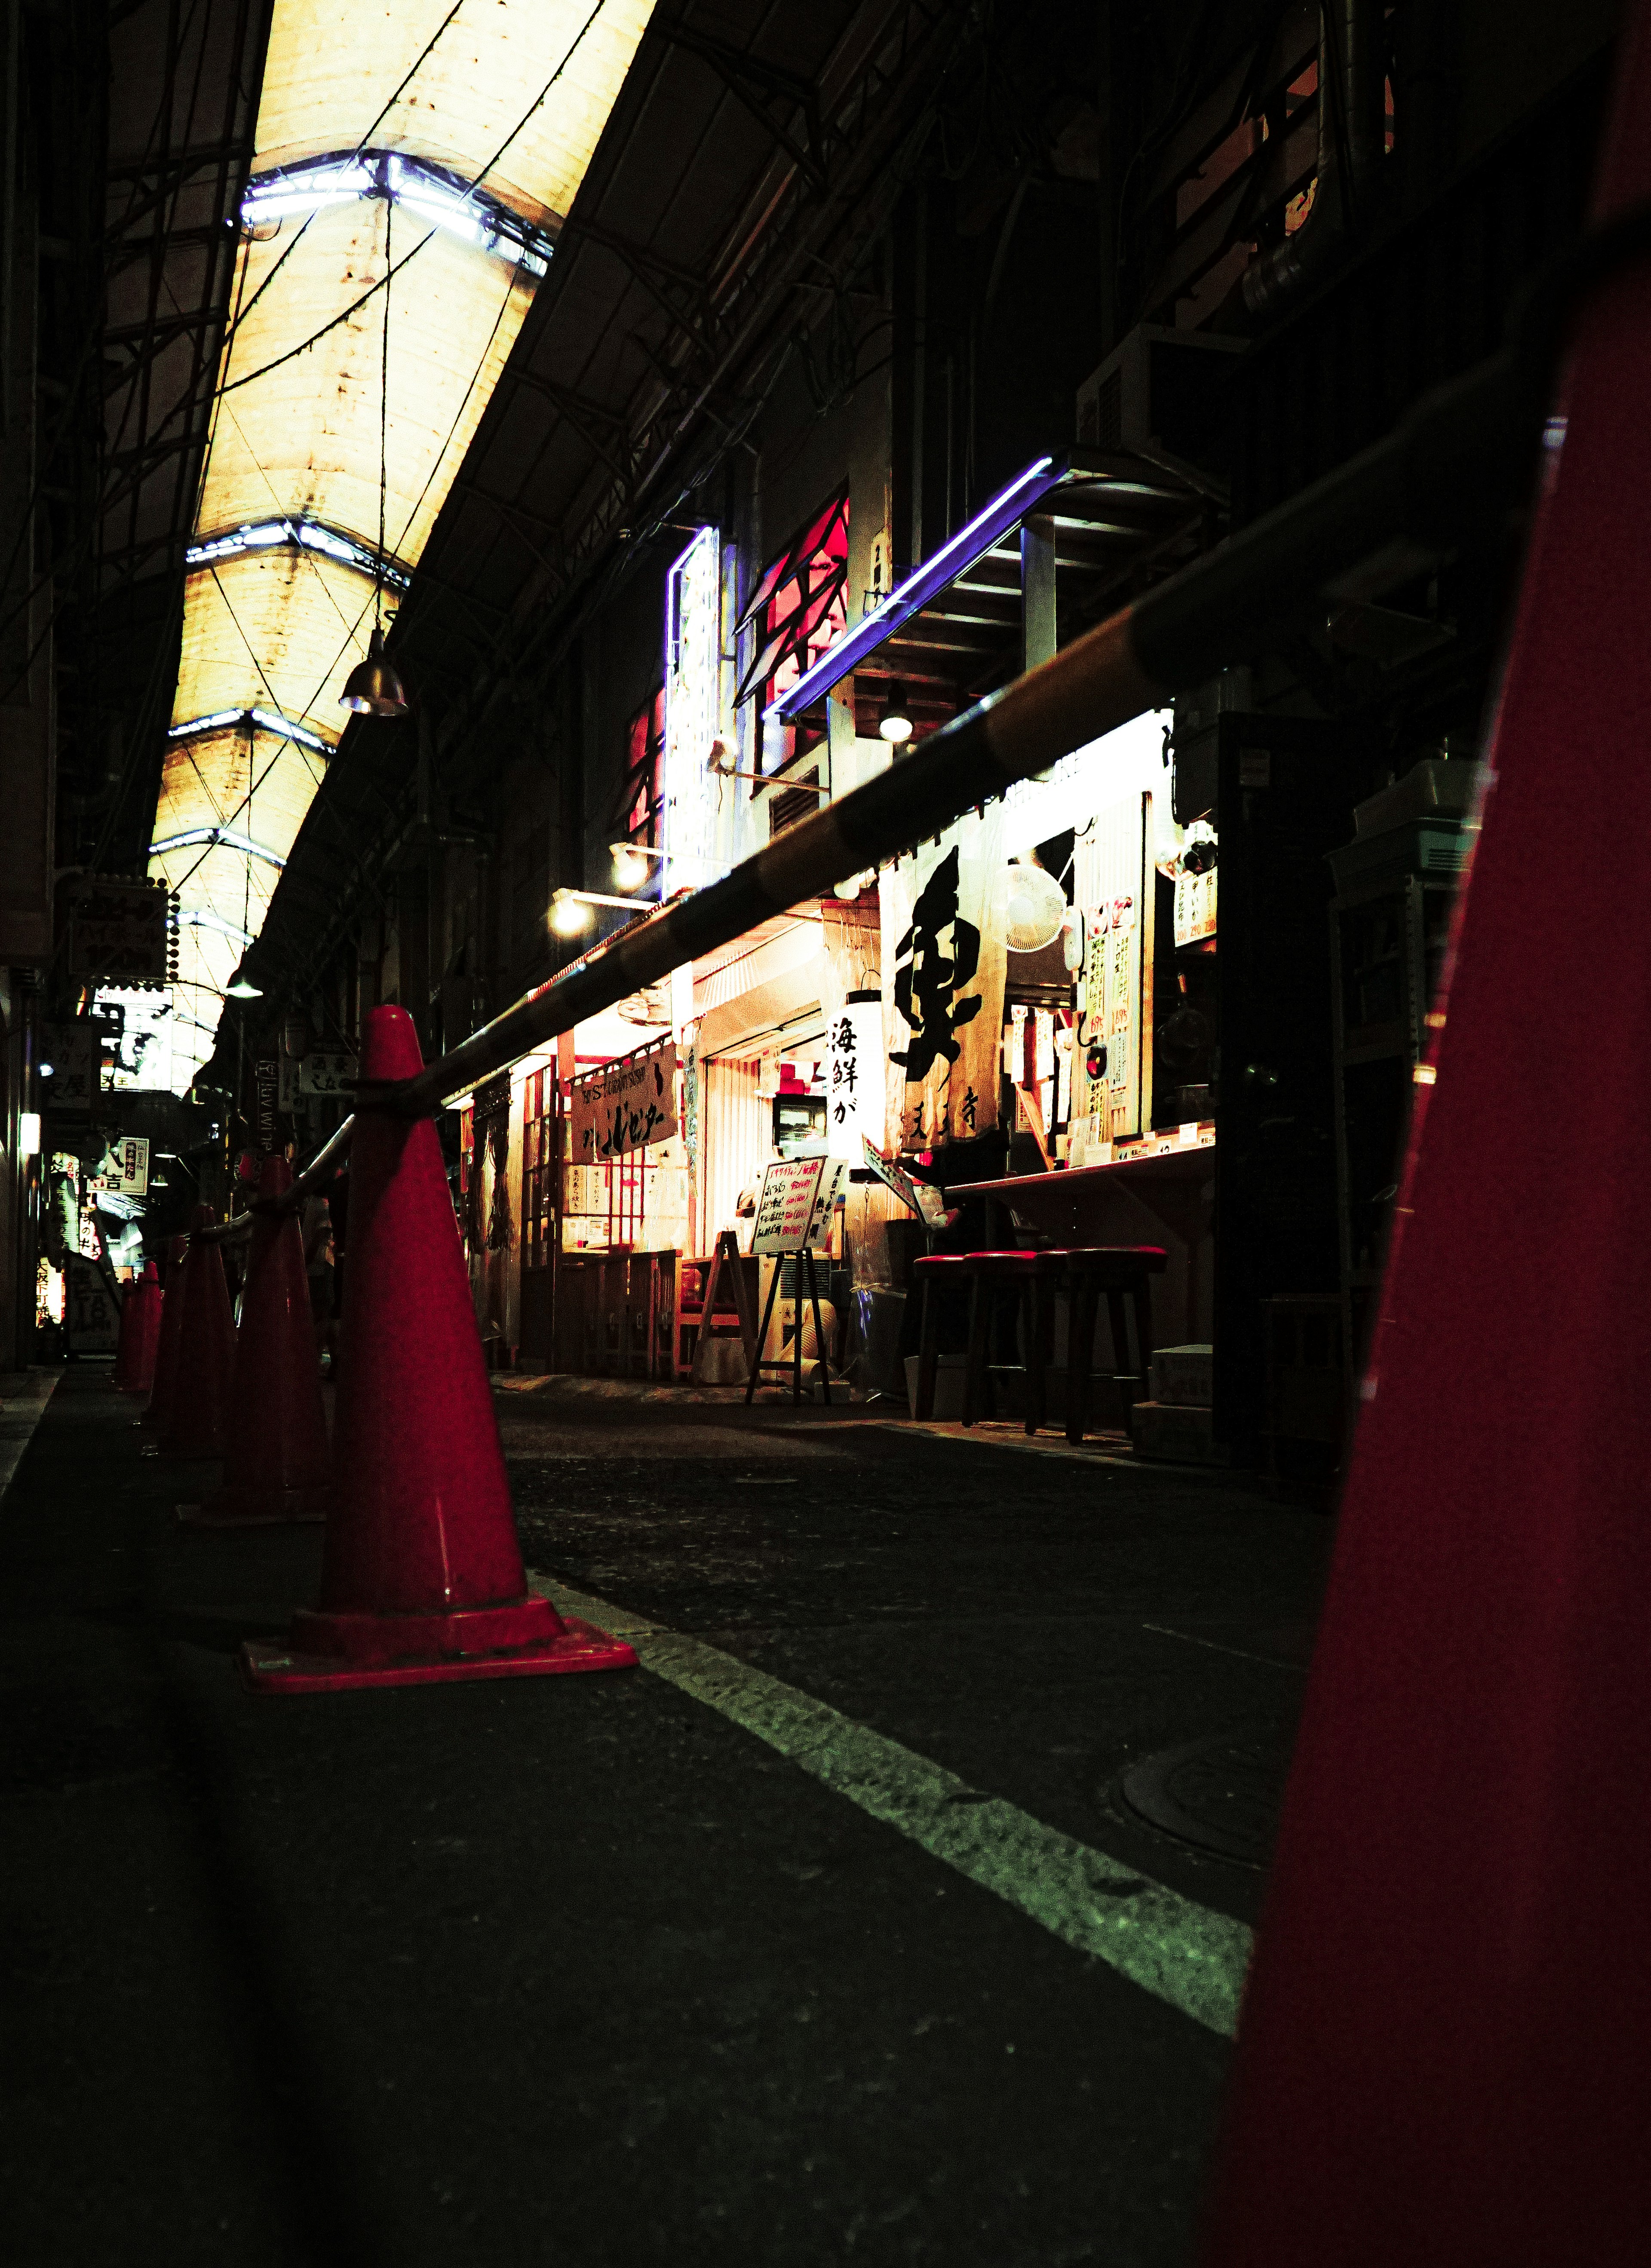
159,1234,235,1457
184,1155,331,1528
178,1487,328,1530
241,1607,635,1693
142,1236,189,1433
243,1004,635,1695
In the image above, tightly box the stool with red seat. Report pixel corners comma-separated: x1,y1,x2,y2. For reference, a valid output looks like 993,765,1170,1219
911,1244,1166,1441
911,1249,1062,1430
1054,1246,1167,1443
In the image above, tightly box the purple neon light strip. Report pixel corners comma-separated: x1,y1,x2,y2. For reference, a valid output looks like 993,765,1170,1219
762,455,1058,723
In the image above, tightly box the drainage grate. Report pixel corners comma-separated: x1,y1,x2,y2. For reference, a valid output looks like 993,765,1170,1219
1117,1721,1297,1868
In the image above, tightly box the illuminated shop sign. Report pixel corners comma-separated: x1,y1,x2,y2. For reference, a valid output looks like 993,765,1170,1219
827,991,884,1159
662,526,722,896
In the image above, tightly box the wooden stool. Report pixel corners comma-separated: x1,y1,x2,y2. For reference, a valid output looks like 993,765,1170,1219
911,1251,1063,1430
1053,1246,1167,1442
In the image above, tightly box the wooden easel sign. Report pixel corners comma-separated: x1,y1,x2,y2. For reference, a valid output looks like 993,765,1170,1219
746,1157,847,1405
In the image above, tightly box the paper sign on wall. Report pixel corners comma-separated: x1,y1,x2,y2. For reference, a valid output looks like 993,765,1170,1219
1078,896,1142,1141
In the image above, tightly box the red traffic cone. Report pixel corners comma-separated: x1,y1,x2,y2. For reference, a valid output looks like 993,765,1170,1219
142,1237,188,1433
159,1206,236,1457
185,1158,330,1526
131,1261,163,1393
139,1262,165,1391
1202,17,1651,2263
111,1268,147,1391
122,1261,164,1393
242,1006,635,1691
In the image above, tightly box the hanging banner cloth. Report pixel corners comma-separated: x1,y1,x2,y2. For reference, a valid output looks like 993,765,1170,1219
1203,14,1651,2262
569,1038,678,1163
878,804,1005,1151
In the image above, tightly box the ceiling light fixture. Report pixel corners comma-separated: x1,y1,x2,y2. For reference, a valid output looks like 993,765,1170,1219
341,192,409,722
610,841,665,891
340,623,409,717
878,681,914,744
551,885,662,937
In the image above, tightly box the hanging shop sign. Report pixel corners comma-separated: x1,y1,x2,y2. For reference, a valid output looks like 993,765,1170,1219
95,1135,150,1197
879,806,1006,1151
65,1255,120,1353
662,525,722,895
278,1054,301,1111
254,1059,279,1151
68,878,173,985
826,990,883,1159
752,1154,848,1255
569,1037,678,1163
40,1022,98,1114
299,1047,357,1097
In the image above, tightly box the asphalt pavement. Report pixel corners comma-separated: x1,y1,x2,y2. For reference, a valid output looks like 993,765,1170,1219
1,1372,1332,2268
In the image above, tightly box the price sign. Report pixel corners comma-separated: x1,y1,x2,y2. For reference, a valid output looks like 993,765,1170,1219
752,1156,847,1255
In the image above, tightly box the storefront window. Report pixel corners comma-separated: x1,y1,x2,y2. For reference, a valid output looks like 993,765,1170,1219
735,490,849,776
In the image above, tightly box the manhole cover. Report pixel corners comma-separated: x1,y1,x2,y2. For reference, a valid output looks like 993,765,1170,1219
1118,1722,1296,1867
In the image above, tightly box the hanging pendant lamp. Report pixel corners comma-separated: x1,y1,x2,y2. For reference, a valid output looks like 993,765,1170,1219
341,192,410,721
341,624,409,717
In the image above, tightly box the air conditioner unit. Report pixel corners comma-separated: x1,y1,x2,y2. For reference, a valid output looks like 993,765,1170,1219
1076,323,1246,474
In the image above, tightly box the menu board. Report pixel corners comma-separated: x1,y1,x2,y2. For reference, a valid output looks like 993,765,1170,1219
1174,865,1217,948
1077,896,1142,1142
752,1156,848,1254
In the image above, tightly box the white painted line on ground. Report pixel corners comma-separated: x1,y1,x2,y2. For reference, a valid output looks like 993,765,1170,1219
1141,1622,1308,1674
530,1572,1252,2038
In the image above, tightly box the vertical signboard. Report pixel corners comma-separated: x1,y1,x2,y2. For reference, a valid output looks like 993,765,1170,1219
878,806,1006,1151
826,990,883,1159
662,525,722,896
1070,789,1157,1157
255,1059,279,1151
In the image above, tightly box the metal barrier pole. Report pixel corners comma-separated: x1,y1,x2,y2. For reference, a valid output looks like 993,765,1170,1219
251,331,1553,1188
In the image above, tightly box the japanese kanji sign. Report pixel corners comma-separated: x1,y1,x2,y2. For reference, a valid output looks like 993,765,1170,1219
68,878,172,985
879,806,1005,1150
826,991,882,1158
40,1022,98,1114
570,1038,678,1162
101,1135,150,1197
300,1048,357,1097
1077,896,1142,1141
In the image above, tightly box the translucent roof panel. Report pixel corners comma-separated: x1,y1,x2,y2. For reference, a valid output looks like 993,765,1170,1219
253,0,655,228
151,0,657,1094
196,207,530,564
172,552,393,741
153,724,322,867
